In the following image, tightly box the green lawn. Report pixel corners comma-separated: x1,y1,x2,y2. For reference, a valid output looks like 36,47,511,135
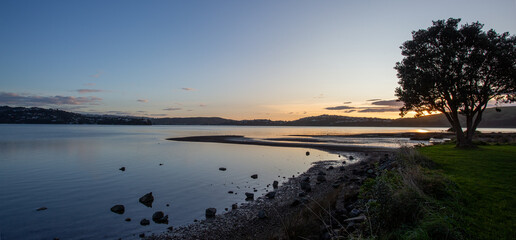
418,145,516,239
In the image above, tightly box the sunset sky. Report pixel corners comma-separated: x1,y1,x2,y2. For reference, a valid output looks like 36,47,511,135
1,0,515,120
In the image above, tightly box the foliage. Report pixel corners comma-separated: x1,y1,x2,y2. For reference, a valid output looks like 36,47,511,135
394,18,516,147
359,147,464,239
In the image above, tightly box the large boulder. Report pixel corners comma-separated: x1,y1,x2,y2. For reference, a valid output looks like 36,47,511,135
139,192,154,207
110,205,125,214
205,208,217,218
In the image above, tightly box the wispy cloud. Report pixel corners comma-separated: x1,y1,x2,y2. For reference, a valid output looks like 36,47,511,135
344,110,356,113
199,104,207,107
84,83,96,86
371,99,403,106
148,113,168,117
181,88,195,91
163,107,182,111
342,101,352,104
137,99,148,103
0,92,102,106
90,71,103,78
325,105,356,110
313,94,325,99
76,89,104,94
358,107,399,113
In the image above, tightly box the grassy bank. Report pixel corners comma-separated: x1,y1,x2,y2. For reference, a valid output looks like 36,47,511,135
418,144,516,239
359,144,515,240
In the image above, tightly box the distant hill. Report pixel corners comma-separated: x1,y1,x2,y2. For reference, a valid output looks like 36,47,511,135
2,105,515,128
0,106,151,125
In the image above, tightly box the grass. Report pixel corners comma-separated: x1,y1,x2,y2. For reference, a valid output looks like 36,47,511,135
418,144,516,239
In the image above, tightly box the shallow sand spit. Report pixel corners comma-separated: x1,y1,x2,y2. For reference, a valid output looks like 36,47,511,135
167,135,395,152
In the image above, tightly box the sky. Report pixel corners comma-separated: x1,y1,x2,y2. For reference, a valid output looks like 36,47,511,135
1,0,515,120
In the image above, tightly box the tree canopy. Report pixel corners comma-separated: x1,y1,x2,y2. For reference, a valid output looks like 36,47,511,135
395,18,516,147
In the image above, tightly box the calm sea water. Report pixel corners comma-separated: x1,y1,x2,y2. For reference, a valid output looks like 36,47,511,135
0,125,514,240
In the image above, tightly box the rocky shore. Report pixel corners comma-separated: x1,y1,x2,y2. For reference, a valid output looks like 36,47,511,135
147,149,395,240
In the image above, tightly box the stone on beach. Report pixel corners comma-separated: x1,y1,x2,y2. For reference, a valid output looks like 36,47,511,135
272,180,279,189
139,192,154,207
205,208,217,218
265,191,276,199
300,181,311,192
251,174,258,179
232,203,238,210
257,209,267,219
290,199,301,207
110,204,125,214
306,151,310,156
317,175,327,182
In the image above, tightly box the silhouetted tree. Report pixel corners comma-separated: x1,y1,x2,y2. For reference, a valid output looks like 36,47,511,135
395,18,516,148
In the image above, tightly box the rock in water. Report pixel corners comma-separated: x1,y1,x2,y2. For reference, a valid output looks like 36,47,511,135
219,167,227,171
110,205,125,214
139,192,154,207
205,208,216,218
306,151,310,156
36,207,47,211
152,211,168,224
245,192,254,200
232,203,238,210
119,167,125,171
272,180,279,189
251,174,258,179
265,191,276,199
140,219,150,226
